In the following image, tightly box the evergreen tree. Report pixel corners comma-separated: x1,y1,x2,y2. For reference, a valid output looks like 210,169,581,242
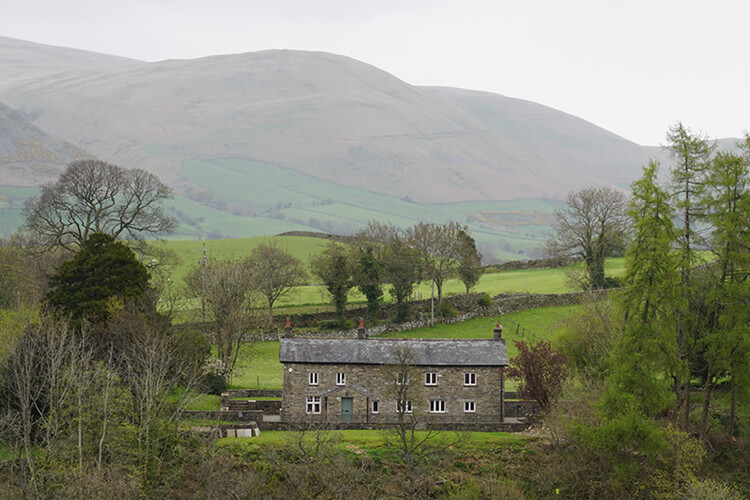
44,233,151,327
605,161,678,416
698,146,750,438
665,122,715,430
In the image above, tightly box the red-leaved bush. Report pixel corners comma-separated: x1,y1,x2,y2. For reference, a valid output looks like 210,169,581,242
507,340,569,411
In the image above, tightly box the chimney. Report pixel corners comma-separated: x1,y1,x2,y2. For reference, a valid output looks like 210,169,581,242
283,317,293,338
357,317,367,340
493,324,503,341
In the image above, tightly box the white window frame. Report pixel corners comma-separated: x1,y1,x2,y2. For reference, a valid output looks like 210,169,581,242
398,400,413,413
308,372,319,386
336,372,346,386
424,372,437,386
464,372,477,386
396,372,410,385
372,400,379,414
306,396,321,414
464,401,476,413
429,399,446,413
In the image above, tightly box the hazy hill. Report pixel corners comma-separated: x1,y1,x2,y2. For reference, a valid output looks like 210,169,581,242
425,87,653,187
0,36,137,84
0,101,94,186
0,39,616,203
5,36,740,258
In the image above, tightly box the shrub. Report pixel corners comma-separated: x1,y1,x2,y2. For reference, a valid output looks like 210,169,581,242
477,293,492,307
507,339,569,411
438,301,457,318
204,373,227,395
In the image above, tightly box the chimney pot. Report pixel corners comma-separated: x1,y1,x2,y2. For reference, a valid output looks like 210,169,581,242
284,317,293,338
493,324,503,341
358,317,367,340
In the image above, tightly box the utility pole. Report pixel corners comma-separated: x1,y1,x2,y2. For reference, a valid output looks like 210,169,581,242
199,242,207,324
430,279,435,327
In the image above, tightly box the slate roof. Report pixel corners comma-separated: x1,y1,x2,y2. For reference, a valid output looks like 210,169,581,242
279,338,508,367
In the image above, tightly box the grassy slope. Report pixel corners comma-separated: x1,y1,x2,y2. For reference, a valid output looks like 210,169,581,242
163,232,625,310
176,157,558,260
163,235,332,284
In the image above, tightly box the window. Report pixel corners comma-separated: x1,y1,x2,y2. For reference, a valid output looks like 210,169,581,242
464,372,477,386
306,396,321,414
429,400,446,413
396,372,410,385
464,401,476,413
372,400,379,414
398,400,413,413
424,372,437,386
308,372,319,385
336,372,346,385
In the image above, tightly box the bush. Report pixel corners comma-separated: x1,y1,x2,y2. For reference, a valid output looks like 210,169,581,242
204,373,227,395
602,275,623,288
477,293,492,307
438,301,458,318
319,319,355,330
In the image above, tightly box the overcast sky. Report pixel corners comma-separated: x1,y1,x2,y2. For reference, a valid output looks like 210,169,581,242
2,0,747,146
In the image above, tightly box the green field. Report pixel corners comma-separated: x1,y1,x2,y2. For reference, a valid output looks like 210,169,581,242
218,429,524,450
161,235,332,284
160,233,625,314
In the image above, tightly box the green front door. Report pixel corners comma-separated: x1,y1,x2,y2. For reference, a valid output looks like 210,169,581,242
341,398,353,422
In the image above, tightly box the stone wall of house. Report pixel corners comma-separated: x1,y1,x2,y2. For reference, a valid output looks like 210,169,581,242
281,362,505,425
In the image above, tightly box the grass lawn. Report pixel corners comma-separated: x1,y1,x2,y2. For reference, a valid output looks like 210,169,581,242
378,304,580,358
218,429,525,450
230,341,282,390
185,394,221,411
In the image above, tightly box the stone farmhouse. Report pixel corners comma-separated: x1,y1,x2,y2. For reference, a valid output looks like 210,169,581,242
279,324,508,425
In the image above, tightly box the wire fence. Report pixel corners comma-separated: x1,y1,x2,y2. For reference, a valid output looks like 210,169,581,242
500,316,543,343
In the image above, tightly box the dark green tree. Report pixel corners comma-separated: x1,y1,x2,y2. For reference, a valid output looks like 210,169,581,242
351,221,400,320
44,232,151,327
353,246,383,320
310,243,354,327
383,236,422,323
456,230,483,294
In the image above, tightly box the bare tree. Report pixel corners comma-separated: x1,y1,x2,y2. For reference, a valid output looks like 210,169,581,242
23,160,177,251
406,221,468,303
122,326,197,475
247,242,307,327
184,257,259,378
545,186,628,289
383,346,465,497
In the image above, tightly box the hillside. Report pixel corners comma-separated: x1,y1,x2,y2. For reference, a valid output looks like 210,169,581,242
0,101,94,186
3,36,736,257
0,39,618,203
425,87,654,187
